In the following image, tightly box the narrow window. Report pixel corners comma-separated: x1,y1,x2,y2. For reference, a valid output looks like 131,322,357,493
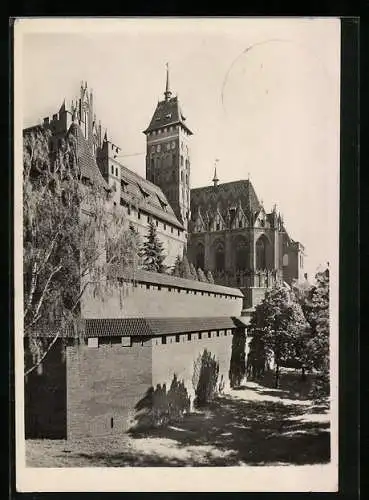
171,227,173,234
187,333,191,341
111,165,114,174
175,335,180,343
208,332,211,339
115,167,118,177
146,284,150,290
164,224,167,230
168,287,171,292
110,417,114,429
198,333,202,340
162,336,167,345
158,285,161,291
156,220,159,227
138,211,141,220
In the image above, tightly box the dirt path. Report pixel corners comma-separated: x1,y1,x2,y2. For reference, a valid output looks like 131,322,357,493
26,381,330,467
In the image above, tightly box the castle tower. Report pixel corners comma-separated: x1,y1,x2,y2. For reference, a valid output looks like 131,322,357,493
143,64,193,231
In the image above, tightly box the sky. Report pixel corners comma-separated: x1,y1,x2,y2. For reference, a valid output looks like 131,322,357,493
18,18,341,279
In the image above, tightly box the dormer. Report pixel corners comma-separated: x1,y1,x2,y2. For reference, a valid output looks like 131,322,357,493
193,206,206,233
211,207,226,232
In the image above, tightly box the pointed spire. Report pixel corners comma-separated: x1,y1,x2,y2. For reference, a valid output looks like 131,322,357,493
212,159,219,187
104,129,108,142
164,62,172,101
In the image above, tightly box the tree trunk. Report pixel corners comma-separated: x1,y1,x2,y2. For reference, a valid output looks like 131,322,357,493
275,362,280,388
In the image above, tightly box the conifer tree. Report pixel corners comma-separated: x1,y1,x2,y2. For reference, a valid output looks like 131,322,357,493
180,254,193,279
206,270,214,284
141,221,166,273
171,255,182,277
197,268,207,282
189,262,199,280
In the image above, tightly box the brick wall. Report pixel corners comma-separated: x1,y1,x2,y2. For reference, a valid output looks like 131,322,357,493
81,281,243,319
66,340,152,438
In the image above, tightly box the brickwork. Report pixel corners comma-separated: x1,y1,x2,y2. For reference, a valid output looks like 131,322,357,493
66,340,152,438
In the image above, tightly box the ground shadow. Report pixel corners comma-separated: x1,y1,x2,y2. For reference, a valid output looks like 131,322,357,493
72,388,330,467
247,369,329,405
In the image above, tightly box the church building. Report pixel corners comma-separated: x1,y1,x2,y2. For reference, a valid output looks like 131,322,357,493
23,65,305,309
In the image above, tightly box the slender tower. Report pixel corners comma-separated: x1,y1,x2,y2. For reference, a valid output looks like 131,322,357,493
143,64,193,231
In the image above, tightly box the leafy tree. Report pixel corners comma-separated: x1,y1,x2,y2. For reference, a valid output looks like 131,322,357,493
189,262,198,280
249,283,309,388
141,220,166,273
23,127,137,377
197,268,207,282
206,270,214,284
295,268,330,397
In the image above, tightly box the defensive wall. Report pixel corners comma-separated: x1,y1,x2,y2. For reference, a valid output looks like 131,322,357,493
25,271,247,439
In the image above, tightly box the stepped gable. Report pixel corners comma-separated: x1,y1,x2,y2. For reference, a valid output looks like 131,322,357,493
143,95,192,135
190,179,261,225
120,164,183,229
67,123,109,190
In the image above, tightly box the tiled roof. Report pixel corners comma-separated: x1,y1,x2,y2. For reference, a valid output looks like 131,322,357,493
29,317,246,338
67,123,109,190
143,96,192,135
109,267,245,298
120,164,183,229
190,180,261,227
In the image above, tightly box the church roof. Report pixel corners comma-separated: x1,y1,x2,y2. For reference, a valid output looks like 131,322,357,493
143,96,193,135
67,123,109,190
190,179,261,224
120,164,184,229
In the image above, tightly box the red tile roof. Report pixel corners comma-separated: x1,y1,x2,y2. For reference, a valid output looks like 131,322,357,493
67,123,109,190
120,164,183,229
109,267,245,297
143,96,192,135
190,179,261,226
30,316,246,338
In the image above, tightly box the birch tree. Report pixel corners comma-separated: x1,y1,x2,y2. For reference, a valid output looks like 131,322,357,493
23,127,138,376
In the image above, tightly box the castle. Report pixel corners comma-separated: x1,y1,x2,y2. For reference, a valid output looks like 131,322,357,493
24,65,305,312
23,67,306,440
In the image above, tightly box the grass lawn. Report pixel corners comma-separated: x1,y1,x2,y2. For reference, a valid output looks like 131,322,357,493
26,374,330,467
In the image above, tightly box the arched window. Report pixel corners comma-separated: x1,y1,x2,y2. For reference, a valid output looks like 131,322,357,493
196,243,204,270
256,235,270,270
235,238,248,271
215,242,225,271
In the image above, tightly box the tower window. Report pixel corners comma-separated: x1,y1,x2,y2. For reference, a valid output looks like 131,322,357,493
171,227,173,234
181,155,184,166
115,168,118,177
216,223,220,231
157,144,161,152
239,220,242,228
111,165,114,174
138,211,141,220
164,224,166,230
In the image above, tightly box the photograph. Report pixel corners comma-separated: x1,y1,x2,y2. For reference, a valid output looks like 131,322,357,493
14,17,340,492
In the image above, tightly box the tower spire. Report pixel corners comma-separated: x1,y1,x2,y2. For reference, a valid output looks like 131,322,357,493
212,159,219,187
164,62,172,101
